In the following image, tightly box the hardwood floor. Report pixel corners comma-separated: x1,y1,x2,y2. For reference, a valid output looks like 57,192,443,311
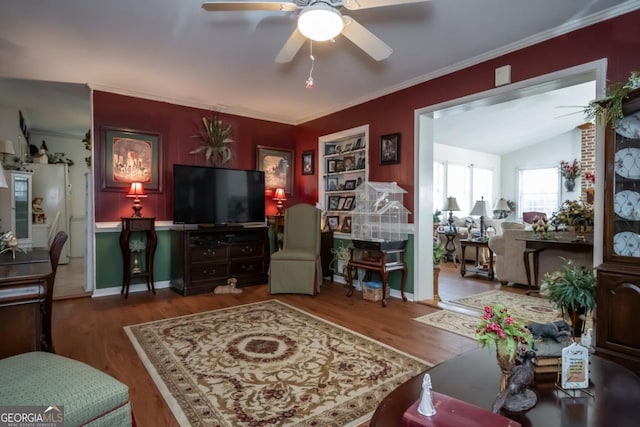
53,257,91,300
51,261,529,426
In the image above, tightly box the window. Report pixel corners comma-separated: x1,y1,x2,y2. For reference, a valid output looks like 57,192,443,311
447,164,471,214
472,167,493,207
518,167,560,218
433,163,493,216
433,162,445,213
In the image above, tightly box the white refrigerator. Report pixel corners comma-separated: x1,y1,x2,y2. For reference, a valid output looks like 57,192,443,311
29,163,71,264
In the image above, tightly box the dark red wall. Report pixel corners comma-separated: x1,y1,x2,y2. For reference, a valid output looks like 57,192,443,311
93,92,298,221
93,10,640,222
297,9,640,217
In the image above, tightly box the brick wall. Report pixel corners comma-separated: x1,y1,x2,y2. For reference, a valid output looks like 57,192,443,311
579,123,595,201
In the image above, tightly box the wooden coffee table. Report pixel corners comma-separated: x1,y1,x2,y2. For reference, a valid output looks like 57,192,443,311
370,348,640,427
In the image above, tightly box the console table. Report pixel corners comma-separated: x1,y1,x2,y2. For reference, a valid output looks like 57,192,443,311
346,246,407,307
370,348,640,427
0,249,52,358
459,239,494,280
523,239,593,294
120,217,157,298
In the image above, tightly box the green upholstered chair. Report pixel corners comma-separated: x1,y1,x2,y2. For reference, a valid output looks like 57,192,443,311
269,203,322,295
0,352,132,426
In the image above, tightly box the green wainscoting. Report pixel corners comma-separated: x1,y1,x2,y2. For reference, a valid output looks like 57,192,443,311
95,230,172,289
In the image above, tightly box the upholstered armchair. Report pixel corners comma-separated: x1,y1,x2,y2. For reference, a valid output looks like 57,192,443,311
269,203,322,295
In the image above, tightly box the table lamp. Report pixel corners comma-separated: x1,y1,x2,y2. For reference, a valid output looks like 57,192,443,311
273,188,287,215
469,197,492,240
442,196,460,233
0,139,16,166
493,198,511,219
126,182,147,217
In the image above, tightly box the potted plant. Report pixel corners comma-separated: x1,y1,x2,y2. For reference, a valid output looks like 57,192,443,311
191,115,234,165
584,71,640,127
540,260,596,336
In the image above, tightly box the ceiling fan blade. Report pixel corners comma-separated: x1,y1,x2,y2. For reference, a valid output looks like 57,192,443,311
202,1,298,12
342,0,430,11
340,16,392,61
275,28,306,63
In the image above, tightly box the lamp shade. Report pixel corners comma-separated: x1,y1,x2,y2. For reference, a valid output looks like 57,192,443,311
0,139,15,155
469,198,491,218
273,188,287,201
493,198,511,212
126,182,147,198
298,3,344,41
442,196,460,212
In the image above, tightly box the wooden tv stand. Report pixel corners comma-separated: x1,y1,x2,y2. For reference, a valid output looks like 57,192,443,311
170,225,269,296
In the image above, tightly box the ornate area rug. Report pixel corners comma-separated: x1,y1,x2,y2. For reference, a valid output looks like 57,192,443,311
451,290,561,323
125,300,430,426
413,310,480,340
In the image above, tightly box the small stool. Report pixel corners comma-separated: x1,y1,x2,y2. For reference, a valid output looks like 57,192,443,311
0,352,132,426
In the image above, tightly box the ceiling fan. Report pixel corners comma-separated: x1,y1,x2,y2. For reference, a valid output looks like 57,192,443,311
202,0,430,63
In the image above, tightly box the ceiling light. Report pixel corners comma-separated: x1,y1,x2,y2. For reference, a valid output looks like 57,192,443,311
297,3,344,42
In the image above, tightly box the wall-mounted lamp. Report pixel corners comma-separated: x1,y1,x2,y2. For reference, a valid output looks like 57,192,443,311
126,182,147,217
273,188,287,216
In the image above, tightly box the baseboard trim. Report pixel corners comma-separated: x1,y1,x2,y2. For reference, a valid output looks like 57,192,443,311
92,280,171,298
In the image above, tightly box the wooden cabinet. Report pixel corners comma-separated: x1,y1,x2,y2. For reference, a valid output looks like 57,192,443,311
0,170,32,249
318,125,369,235
170,226,269,296
596,87,640,375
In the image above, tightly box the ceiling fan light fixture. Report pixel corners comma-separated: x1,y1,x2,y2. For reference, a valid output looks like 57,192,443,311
298,3,344,42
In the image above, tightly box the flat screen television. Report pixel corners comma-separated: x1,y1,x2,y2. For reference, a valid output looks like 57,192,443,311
173,164,265,225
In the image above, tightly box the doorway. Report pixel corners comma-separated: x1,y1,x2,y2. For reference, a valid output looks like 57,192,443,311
413,59,607,301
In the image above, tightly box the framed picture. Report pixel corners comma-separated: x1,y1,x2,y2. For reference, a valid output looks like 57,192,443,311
327,177,338,191
326,215,340,232
344,179,357,190
340,216,352,233
335,159,345,172
354,137,365,150
102,127,162,192
328,195,341,210
343,142,353,152
257,146,294,195
337,197,346,210
302,150,314,175
343,156,355,171
343,196,355,210
325,143,337,155
380,133,400,165
327,159,337,173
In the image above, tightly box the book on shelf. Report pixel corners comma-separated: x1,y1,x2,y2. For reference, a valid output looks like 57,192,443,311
534,356,561,367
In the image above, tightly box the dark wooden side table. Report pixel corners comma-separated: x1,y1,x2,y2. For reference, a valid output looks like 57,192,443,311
346,246,407,307
267,215,285,251
120,217,157,298
371,348,640,427
438,231,458,264
523,239,593,294
460,239,494,280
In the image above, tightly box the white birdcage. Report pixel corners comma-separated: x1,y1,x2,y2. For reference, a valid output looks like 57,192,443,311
351,181,411,244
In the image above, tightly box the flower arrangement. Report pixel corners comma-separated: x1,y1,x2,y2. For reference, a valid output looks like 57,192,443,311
551,199,594,229
583,172,595,185
476,303,532,360
560,159,581,179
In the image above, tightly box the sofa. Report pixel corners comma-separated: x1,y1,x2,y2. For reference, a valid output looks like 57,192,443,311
488,224,593,288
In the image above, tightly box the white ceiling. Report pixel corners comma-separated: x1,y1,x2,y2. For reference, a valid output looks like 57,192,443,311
0,1,636,143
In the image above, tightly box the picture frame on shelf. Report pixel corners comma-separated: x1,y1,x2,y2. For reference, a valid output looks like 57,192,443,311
340,216,352,233
380,133,400,165
102,127,162,192
302,150,314,176
354,137,365,150
344,179,357,190
325,143,337,155
335,159,345,172
337,197,346,210
327,159,337,173
326,215,340,232
343,142,353,152
356,156,366,170
343,196,355,210
327,177,338,191
328,195,340,210
343,156,355,171
257,146,294,195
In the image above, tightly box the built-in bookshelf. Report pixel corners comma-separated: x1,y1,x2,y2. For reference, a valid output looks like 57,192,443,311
318,125,369,236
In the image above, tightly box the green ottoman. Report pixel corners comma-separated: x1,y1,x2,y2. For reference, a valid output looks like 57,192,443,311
0,352,132,426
